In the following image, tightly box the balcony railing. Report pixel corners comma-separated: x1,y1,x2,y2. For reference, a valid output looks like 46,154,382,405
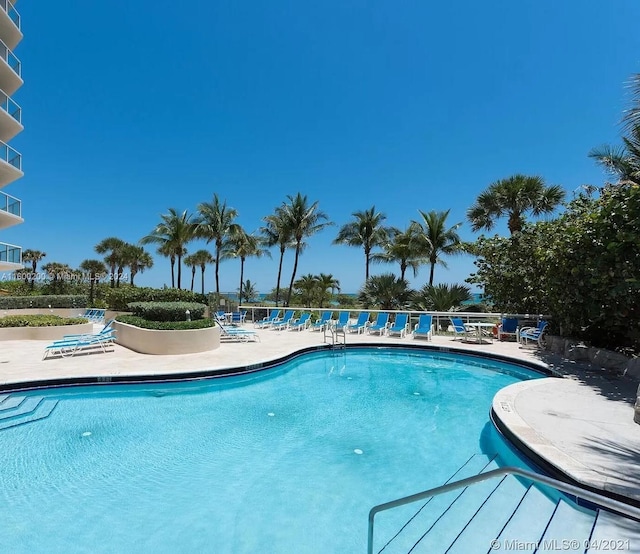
0,189,19,217
0,88,20,123
0,139,20,170
0,0,19,30
0,38,20,77
0,240,20,264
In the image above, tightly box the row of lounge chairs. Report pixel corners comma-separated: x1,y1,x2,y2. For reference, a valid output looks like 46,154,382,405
252,310,435,339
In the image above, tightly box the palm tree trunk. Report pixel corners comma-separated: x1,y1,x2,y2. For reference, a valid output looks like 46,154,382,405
275,247,285,307
131,270,137,287
116,265,124,287
429,263,435,286
89,276,95,303
109,263,116,288
190,267,196,292
286,244,301,307
215,245,221,294
400,262,407,281
200,265,205,295
177,254,182,289
239,258,245,305
170,259,175,288
365,247,370,281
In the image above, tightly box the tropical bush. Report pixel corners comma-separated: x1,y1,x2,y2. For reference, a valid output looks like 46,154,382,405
358,274,414,310
126,302,207,322
116,315,215,330
0,315,88,327
106,286,206,311
468,184,640,351
411,284,472,312
0,295,88,309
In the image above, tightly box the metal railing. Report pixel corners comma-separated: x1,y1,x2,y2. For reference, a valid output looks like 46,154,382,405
0,88,20,123
0,139,20,169
0,0,20,30
0,189,19,216
0,240,20,263
367,466,640,554
0,37,20,76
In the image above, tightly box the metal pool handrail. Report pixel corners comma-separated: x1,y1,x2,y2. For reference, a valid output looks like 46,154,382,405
367,466,640,554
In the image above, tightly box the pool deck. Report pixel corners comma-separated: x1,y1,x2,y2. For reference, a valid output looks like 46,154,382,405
1,326,639,508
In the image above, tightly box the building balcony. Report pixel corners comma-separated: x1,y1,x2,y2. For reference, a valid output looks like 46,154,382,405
0,37,21,95
0,240,20,271
0,190,20,229
0,88,21,141
0,0,21,50
0,139,21,188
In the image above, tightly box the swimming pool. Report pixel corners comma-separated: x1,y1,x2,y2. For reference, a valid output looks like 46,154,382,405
0,347,543,553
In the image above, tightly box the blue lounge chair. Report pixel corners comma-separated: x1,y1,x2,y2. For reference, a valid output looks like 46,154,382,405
387,313,409,338
288,313,311,331
518,320,548,347
309,311,333,332
449,317,470,341
498,317,518,341
332,312,350,332
230,310,247,325
216,310,228,323
43,331,117,360
346,312,369,334
216,319,260,342
367,312,389,335
255,309,281,328
271,310,295,330
63,319,115,340
81,308,105,323
413,314,433,340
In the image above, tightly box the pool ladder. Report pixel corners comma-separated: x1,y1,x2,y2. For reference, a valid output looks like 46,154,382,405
323,322,346,348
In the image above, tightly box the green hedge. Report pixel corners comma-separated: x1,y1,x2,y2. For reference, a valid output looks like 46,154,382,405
0,295,88,309
0,315,89,327
126,301,207,322
116,315,215,330
105,287,207,311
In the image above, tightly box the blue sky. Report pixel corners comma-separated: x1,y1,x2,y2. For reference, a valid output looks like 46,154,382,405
4,0,640,294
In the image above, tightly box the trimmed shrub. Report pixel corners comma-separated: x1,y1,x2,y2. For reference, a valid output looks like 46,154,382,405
0,295,88,309
126,302,207,322
116,315,215,330
105,287,207,311
0,315,88,327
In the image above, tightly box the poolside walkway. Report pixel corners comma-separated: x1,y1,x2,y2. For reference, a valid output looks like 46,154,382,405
1,326,639,506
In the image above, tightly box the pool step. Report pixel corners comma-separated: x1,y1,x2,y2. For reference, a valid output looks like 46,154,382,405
0,395,58,431
376,454,499,553
377,462,640,554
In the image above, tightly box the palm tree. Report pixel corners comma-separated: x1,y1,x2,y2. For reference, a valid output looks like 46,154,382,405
41,262,73,294
467,174,565,235
333,206,388,281
411,209,462,286
239,279,259,303
95,237,125,288
141,208,194,289
411,283,472,312
260,209,295,307
358,273,414,310
195,194,241,295
279,193,331,306
122,244,153,286
21,249,46,290
589,126,640,186
294,274,319,307
228,227,270,306
79,259,107,303
371,227,423,281
315,273,340,308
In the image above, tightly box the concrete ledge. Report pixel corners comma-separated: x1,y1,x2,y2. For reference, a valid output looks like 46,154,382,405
0,323,94,341
112,321,220,355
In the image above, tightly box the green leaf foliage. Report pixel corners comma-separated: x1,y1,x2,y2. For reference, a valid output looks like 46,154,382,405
468,183,640,351
0,295,88,309
0,315,88,327
126,301,207,322
105,286,206,311
116,315,215,330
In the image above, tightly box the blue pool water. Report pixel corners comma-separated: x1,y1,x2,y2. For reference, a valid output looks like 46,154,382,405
0,348,541,553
